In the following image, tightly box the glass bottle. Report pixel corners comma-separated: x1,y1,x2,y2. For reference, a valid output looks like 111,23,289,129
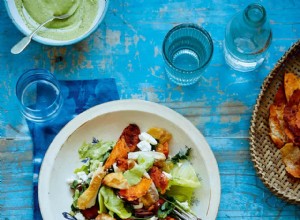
224,3,272,72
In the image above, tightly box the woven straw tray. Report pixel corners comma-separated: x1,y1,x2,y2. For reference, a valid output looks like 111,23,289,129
250,40,300,204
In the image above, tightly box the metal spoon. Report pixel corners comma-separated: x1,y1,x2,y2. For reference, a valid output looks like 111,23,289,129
11,13,73,54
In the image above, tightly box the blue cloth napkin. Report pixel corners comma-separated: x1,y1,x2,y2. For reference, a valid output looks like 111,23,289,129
28,79,119,220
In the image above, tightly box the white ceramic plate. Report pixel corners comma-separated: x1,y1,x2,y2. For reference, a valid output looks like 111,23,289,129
39,100,220,220
5,0,109,46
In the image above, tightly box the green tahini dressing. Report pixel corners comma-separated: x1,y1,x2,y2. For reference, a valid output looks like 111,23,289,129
15,0,100,41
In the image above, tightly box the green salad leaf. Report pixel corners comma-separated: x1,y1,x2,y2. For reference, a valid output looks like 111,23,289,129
74,162,89,174
166,185,194,203
100,186,132,219
71,189,80,210
123,165,145,185
170,161,201,188
74,159,101,174
124,154,154,185
137,154,154,171
78,140,114,160
98,187,106,214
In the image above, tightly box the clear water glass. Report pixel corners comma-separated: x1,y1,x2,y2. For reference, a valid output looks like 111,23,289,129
224,3,272,72
162,23,214,86
16,69,63,122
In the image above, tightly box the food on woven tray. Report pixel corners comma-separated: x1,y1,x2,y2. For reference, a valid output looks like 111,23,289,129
280,143,300,178
65,124,201,220
269,72,300,178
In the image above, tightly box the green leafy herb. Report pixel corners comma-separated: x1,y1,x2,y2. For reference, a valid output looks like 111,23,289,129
171,146,191,163
70,180,81,190
157,196,176,219
157,198,175,218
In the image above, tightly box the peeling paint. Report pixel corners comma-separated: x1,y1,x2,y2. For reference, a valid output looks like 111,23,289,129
106,29,121,46
74,41,90,53
91,29,105,51
218,101,248,124
139,35,146,42
134,51,140,59
154,46,159,57
279,46,286,52
99,59,106,70
131,93,145,99
133,35,140,45
128,62,133,72
150,66,161,77
125,37,132,53
159,5,168,17
198,17,205,24
48,47,67,73
220,115,241,123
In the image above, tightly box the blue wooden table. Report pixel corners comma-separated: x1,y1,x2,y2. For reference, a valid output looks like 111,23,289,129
1,0,300,219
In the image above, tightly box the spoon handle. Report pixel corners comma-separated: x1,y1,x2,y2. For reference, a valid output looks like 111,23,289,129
11,17,54,54
10,36,32,54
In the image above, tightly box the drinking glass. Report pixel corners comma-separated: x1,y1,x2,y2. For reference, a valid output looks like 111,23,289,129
162,23,214,86
16,69,63,122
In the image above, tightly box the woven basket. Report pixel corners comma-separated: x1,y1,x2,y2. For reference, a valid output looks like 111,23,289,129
250,40,300,204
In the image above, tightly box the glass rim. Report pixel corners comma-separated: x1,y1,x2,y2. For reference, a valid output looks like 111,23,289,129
243,3,267,26
162,23,214,73
16,68,61,98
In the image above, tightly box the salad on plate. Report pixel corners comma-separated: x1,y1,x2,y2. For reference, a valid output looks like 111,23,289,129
64,124,201,220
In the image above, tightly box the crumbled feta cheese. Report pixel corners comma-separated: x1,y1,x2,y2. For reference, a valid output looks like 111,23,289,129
179,201,190,211
87,172,94,179
139,132,158,145
133,202,144,209
66,178,75,185
66,175,83,185
137,140,152,151
162,171,172,180
113,162,122,173
74,212,85,220
149,216,158,220
128,151,166,160
76,171,88,182
143,172,151,179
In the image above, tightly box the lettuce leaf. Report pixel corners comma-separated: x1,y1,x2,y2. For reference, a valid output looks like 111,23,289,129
74,162,89,174
166,185,194,203
100,186,132,219
78,140,114,160
98,187,106,214
123,154,155,185
123,164,145,185
137,154,154,171
74,159,101,174
170,161,201,188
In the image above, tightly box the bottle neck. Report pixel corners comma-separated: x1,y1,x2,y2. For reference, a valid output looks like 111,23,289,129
243,3,267,27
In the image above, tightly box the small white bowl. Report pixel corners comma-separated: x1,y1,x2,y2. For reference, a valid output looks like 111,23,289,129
5,0,109,46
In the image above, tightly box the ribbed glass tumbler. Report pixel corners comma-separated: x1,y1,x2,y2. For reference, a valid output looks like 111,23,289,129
162,23,214,86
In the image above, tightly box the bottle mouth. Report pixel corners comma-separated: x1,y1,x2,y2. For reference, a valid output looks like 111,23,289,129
244,3,266,26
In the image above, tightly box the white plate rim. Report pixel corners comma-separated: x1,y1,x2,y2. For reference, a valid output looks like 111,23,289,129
38,99,221,219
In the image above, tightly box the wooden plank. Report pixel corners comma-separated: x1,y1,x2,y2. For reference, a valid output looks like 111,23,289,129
1,0,300,219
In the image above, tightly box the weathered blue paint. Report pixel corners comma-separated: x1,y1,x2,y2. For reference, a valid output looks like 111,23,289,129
1,0,300,219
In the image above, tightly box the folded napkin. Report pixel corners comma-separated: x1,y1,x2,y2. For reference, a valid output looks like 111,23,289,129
28,79,119,220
